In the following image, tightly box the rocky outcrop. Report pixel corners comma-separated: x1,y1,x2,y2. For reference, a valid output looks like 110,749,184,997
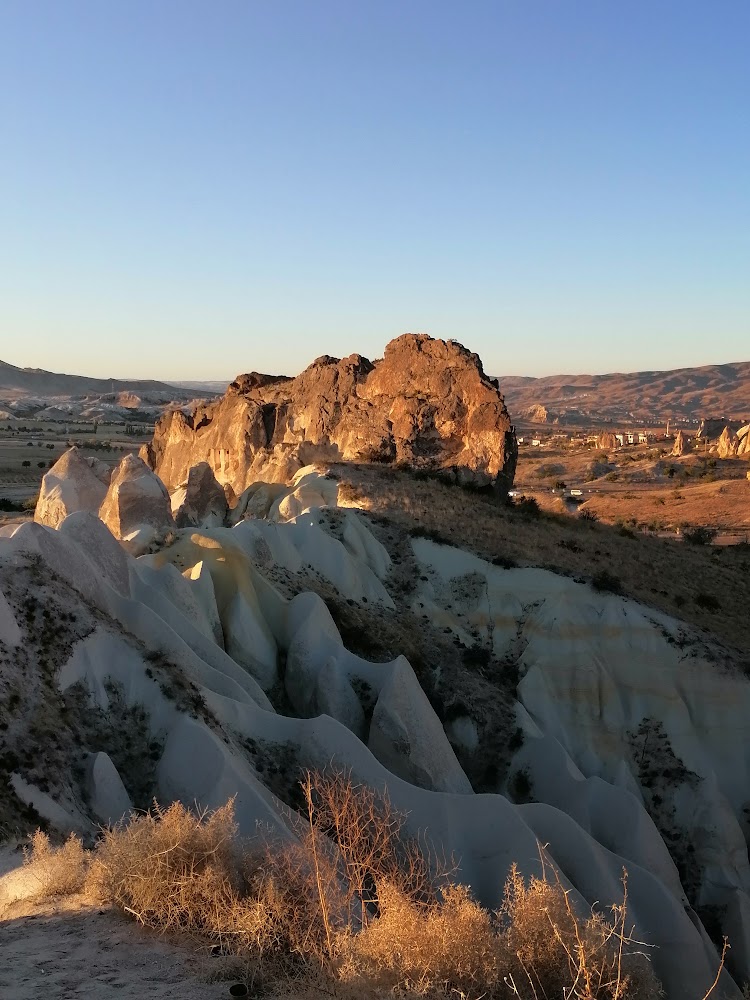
86,751,132,826
597,432,618,451
99,454,175,554
170,461,228,528
142,334,517,496
738,424,750,456
717,426,739,459
697,418,731,440
35,447,111,528
671,430,685,457
525,403,549,423
368,656,473,794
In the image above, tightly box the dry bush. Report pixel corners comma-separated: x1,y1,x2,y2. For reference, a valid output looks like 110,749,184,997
268,772,662,999
23,829,89,897
299,768,445,922
340,880,502,997
500,864,660,1000
26,775,736,999
87,798,278,957
340,865,662,1000
252,769,451,966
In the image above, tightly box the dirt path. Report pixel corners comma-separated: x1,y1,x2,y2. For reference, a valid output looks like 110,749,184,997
0,898,233,1000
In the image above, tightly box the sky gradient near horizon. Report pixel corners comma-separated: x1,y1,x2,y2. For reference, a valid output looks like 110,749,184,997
1,1,748,381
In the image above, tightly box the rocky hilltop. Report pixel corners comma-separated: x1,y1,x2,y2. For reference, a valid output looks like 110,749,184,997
141,334,518,497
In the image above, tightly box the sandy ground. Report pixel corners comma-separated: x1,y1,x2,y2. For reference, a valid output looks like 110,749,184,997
0,850,235,1000
1,903,233,1000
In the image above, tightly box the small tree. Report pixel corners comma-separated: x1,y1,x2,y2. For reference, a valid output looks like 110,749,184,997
682,525,717,546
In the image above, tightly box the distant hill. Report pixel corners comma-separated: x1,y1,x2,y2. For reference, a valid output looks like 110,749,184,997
168,379,231,393
499,361,750,425
0,360,201,402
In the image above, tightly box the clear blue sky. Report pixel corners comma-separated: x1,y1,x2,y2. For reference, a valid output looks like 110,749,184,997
1,1,748,381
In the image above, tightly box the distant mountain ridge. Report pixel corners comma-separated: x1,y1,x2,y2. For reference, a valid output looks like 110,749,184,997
4,355,749,424
168,379,232,393
499,360,750,424
0,359,201,402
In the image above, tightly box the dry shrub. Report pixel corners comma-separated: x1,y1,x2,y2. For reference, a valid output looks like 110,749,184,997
87,799,277,957
275,772,661,999
252,822,341,965
298,769,445,923
341,880,501,997
20,777,673,999
23,829,89,897
340,867,662,1000
252,769,450,966
500,864,660,999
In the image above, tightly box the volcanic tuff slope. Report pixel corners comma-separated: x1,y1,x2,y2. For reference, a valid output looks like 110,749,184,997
141,334,518,497
4,445,750,998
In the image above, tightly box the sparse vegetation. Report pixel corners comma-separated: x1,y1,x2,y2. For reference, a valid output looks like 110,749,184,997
23,829,89,896
627,718,702,900
24,772,667,999
508,767,534,803
331,462,750,654
409,524,454,545
695,592,721,612
513,495,541,516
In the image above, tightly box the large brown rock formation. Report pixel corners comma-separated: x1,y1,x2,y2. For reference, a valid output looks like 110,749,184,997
141,334,517,496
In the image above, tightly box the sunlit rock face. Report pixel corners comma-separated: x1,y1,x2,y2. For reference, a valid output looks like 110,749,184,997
141,334,518,497
34,446,110,528
98,453,175,554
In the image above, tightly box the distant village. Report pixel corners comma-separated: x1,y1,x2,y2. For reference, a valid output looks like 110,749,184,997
518,430,654,448
517,417,748,453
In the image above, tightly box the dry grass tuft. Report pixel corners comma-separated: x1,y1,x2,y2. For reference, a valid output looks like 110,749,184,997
500,864,660,1000
23,829,89,897
339,864,662,999
85,799,279,958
